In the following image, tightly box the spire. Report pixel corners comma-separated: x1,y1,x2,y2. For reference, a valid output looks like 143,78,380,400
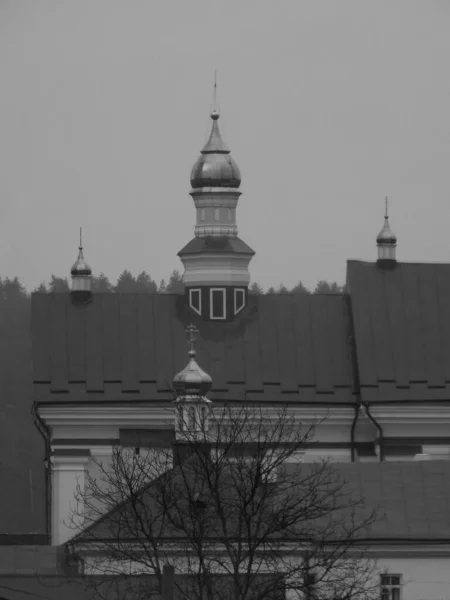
173,324,212,439
190,88,240,186
71,227,92,292
376,197,397,263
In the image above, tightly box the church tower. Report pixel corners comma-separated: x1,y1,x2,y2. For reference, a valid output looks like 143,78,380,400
178,109,255,321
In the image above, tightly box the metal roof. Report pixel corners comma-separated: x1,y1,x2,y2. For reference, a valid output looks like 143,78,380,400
31,293,355,404
347,260,450,402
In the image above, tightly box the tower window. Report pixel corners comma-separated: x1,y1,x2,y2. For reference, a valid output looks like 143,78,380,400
189,289,202,316
214,208,220,221
200,208,205,221
228,208,232,221
210,288,226,320
234,288,245,315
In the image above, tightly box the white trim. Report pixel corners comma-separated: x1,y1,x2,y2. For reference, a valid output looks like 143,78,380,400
189,288,202,316
234,288,246,315
210,288,226,320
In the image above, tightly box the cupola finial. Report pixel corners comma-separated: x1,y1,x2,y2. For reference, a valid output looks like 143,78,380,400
377,197,397,264
71,226,92,294
186,323,198,358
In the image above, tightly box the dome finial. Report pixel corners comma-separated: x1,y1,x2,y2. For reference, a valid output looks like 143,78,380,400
211,70,219,120
71,226,92,292
377,197,397,263
186,323,198,358
173,323,212,397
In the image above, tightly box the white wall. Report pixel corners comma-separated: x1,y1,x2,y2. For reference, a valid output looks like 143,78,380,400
375,556,450,600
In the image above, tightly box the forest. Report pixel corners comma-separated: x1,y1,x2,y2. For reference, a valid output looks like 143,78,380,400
32,270,346,295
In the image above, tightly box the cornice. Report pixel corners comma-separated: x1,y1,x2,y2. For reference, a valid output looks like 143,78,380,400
39,405,355,430
370,404,450,425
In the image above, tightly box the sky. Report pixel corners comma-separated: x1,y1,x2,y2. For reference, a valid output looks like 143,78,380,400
1,1,450,293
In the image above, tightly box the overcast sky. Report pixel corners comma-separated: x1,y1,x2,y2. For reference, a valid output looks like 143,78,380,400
1,1,449,292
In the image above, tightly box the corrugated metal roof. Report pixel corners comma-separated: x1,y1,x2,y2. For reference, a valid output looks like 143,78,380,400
31,293,355,404
347,260,450,402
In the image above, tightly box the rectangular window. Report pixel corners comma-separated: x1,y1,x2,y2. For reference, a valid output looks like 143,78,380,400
234,288,245,315
381,575,401,600
189,288,202,316
214,208,220,221
210,288,226,320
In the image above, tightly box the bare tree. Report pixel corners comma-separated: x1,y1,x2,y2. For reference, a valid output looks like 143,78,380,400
67,405,380,600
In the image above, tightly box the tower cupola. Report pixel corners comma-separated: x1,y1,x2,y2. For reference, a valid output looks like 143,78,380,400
190,110,241,190
376,198,397,265
70,228,92,298
173,324,212,440
178,98,255,322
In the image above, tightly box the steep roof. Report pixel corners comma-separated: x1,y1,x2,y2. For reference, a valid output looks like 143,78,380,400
31,293,355,404
347,260,450,403
74,461,450,544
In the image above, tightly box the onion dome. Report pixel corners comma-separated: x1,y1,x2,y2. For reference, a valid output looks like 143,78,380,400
190,110,241,189
376,199,397,246
71,246,92,277
173,324,212,397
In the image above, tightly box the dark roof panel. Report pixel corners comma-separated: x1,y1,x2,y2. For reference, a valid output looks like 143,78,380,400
32,293,355,404
76,461,450,543
347,260,450,402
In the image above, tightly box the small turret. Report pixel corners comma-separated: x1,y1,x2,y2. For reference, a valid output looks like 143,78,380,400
377,198,397,266
70,228,92,302
173,324,212,440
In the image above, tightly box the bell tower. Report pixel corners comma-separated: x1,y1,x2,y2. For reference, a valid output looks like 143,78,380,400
178,106,254,322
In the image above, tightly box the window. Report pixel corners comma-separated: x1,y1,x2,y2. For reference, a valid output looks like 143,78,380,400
210,288,226,320
381,575,401,600
200,208,205,221
188,406,196,430
214,208,220,221
234,288,245,315
228,208,232,221
189,288,202,316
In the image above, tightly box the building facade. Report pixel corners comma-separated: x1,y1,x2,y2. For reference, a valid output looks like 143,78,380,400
1,108,450,598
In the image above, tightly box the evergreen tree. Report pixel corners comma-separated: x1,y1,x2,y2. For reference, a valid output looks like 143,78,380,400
249,282,264,295
266,286,276,295
158,279,167,293
135,271,157,294
165,270,185,294
291,281,310,295
114,270,138,293
48,275,70,293
92,273,113,293
314,280,344,294
277,283,289,294
34,282,48,293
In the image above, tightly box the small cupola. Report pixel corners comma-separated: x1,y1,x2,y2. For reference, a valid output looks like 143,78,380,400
70,228,92,301
377,198,397,266
173,324,212,440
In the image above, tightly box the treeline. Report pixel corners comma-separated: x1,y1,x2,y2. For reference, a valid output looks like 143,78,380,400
31,271,345,295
